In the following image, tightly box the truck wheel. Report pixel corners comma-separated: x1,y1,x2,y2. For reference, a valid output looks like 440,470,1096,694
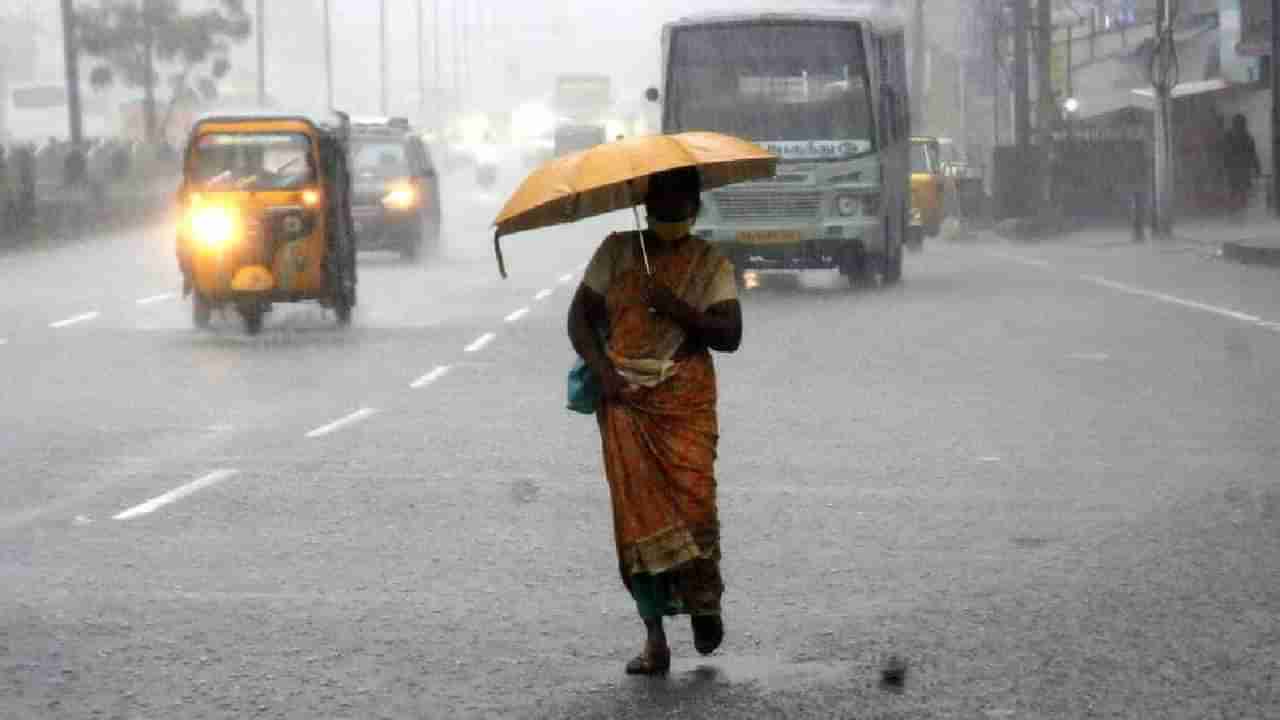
193,293,212,329
883,242,903,285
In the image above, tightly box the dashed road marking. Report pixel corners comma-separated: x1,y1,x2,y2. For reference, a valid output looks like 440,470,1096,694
1067,352,1110,361
114,469,239,520
410,365,452,389
306,408,378,438
534,289,553,301
1081,274,1277,330
558,273,575,285
464,332,496,353
136,292,178,305
50,311,100,328
504,307,530,323
985,251,1052,269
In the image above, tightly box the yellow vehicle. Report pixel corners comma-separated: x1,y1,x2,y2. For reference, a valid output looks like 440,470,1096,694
909,135,943,248
176,114,358,334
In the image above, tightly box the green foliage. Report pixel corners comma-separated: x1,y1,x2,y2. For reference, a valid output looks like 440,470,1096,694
77,0,251,138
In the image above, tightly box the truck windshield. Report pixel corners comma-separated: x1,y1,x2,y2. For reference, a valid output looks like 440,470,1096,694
666,22,874,162
189,132,315,191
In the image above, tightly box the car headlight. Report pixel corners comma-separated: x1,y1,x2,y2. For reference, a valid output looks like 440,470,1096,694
382,184,419,210
835,194,859,217
834,194,880,217
189,206,237,249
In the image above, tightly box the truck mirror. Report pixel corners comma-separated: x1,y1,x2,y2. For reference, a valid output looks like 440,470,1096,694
644,87,660,103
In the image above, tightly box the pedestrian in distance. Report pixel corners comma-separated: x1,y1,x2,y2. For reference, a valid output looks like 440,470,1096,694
1222,113,1261,222
567,166,743,675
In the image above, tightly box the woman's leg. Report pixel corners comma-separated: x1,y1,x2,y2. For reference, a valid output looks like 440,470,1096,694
626,574,672,674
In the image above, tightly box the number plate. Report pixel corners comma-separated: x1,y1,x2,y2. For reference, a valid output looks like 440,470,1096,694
735,229,803,245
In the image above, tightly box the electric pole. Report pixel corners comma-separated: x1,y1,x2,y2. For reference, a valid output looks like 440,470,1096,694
58,0,83,147
1013,0,1031,153
323,0,334,109
1151,0,1176,238
434,0,440,130
911,0,925,128
1271,0,1279,218
1037,0,1053,206
380,0,388,116
256,0,265,107
418,0,426,126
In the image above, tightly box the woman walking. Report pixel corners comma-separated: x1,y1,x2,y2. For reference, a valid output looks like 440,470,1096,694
567,166,743,675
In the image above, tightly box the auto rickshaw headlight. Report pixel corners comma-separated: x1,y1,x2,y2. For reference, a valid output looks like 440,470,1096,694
190,206,238,249
382,183,419,210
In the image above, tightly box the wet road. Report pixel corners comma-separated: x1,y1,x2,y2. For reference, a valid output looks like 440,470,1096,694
2,165,1278,718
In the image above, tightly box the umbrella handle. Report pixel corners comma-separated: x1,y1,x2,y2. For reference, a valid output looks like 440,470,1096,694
625,181,652,277
493,230,508,279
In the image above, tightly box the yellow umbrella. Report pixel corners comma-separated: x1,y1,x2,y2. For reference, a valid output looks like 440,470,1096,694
491,131,777,277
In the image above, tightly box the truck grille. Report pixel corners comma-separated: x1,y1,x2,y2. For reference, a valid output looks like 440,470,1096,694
714,191,822,221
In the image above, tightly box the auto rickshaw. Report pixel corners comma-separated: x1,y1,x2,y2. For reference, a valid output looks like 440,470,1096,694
176,113,358,334
909,135,943,249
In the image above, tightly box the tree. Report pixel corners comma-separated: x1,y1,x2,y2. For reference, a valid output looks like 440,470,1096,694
78,0,250,143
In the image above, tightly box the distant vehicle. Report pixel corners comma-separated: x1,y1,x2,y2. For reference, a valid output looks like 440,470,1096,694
653,8,911,288
909,135,943,247
554,124,607,157
176,113,358,334
552,73,612,156
346,116,442,261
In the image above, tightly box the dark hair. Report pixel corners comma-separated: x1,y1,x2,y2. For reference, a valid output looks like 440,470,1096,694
647,165,702,198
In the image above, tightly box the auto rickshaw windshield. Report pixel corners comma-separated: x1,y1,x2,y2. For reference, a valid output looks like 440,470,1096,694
190,132,316,191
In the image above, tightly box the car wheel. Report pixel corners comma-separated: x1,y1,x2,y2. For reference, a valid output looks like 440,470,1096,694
193,293,212,329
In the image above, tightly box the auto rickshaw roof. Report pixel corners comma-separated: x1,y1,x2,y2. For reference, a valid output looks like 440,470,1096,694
189,112,345,139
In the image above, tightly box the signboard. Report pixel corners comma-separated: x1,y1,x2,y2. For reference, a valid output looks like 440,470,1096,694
1221,0,1266,82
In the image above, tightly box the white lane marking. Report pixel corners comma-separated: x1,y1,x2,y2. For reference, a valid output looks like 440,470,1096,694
1068,352,1111,362
504,307,530,323
306,408,377,438
464,332,496,353
985,250,1052,269
410,365,452,389
49,311,100,328
114,469,239,520
534,289,553,301
558,273,575,285
977,456,1003,463
136,292,178,305
1081,275,1276,329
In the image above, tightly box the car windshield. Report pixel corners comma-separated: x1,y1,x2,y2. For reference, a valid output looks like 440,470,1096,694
351,140,410,179
189,132,314,190
666,22,874,162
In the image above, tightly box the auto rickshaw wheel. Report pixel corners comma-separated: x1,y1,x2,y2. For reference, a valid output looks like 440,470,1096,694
239,303,265,335
333,289,354,327
192,294,212,329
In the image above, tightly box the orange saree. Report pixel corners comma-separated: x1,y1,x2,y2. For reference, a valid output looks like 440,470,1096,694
585,231,736,617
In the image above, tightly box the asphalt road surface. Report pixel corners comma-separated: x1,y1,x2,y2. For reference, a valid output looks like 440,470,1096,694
2,162,1277,719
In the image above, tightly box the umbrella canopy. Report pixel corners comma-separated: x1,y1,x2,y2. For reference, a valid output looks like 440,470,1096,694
491,131,777,277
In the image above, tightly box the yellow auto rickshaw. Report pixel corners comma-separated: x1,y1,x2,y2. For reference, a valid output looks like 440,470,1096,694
909,136,943,249
176,113,357,334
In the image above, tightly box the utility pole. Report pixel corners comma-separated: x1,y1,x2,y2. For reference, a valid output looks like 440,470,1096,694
992,0,1002,147
418,0,426,126
912,0,926,128
1037,0,1053,206
379,0,388,116
453,0,463,117
1272,0,1279,218
1151,0,1176,238
58,0,83,147
433,0,440,130
256,0,265,107
1013,0,1031,152
323,0,334,109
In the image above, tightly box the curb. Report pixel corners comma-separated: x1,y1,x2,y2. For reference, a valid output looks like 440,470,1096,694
1221,240,1280,267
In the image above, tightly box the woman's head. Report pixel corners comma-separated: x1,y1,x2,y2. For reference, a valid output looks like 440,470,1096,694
645,166,702,223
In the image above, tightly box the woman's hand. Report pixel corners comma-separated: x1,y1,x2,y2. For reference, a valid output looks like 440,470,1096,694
645,279,694,326
595,362,628,403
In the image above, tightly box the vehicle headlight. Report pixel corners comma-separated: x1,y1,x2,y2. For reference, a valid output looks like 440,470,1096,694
834,194,879,217
189,206,237,249
835,194,859,217
382,184,419,210
910,207,924,224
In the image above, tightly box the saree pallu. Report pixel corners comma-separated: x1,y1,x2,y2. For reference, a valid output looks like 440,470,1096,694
596,237,726,618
